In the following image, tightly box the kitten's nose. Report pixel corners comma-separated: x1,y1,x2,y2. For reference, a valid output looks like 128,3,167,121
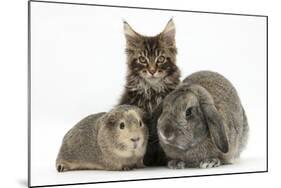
148,68,156,75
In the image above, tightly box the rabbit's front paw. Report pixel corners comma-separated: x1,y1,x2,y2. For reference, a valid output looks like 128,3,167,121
199,158,221,168
167,160,187,169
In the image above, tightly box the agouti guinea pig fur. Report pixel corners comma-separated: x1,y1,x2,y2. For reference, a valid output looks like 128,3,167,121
56,105,148,171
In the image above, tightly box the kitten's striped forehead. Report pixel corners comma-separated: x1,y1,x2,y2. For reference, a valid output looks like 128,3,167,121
141,37,162,57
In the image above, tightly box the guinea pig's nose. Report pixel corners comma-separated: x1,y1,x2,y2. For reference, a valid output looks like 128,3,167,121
130,137,140,143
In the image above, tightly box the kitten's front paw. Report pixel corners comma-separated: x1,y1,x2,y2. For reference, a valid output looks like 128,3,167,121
167,160,187,169
199,158,221,168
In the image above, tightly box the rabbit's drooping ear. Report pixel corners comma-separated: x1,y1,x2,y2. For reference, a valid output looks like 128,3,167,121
201,104,229,153
187,84,229,153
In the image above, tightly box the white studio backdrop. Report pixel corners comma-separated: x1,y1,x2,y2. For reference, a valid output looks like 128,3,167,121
30,1,267,187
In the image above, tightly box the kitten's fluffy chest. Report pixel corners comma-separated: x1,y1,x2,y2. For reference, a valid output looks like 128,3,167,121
127,79,171,114
133,79,167,95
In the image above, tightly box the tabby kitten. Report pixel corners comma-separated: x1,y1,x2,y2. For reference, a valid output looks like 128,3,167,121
119,19,180,115
119,19,181,166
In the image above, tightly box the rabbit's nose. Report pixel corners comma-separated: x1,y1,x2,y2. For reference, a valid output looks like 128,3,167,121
130,137,140,143
160,126,175,141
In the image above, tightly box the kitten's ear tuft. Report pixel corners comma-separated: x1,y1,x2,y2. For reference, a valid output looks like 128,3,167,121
123,21,141,46
160,18,176,46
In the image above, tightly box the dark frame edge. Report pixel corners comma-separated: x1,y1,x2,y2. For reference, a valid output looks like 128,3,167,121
29,0,268,18
266,16,269,171
28,0,32,188
30,171,268,188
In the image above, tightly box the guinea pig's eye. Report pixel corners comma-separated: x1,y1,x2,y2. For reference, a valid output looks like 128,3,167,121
186,107,192,117
139,121,143,127
119,122,125,130
138,56,147,64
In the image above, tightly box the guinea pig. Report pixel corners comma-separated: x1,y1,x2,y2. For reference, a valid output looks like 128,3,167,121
157,71,249,169
56,105,148,172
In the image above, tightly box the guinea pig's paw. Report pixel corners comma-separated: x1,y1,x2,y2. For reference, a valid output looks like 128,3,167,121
167,160,187,169
121,166,134,171
199,158,221,168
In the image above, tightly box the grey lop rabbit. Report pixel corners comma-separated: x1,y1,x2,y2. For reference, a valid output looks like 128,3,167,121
157,71,249,168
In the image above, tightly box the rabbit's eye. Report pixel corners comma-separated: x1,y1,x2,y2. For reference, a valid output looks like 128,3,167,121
139,121,143,127
119,122,125,130
186,108,192,117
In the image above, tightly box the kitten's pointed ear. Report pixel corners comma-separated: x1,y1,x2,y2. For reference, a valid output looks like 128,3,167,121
160,18,176,46
123,21,141,47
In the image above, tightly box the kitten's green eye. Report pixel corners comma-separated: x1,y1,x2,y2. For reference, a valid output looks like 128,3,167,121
157,56,165,63
139,56,147,64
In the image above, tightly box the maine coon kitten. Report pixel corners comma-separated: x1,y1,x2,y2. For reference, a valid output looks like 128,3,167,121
119,19,181,166
119,19,180,115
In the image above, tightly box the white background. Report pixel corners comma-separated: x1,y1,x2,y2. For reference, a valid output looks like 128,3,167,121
30,1,267,186
1,0,280,188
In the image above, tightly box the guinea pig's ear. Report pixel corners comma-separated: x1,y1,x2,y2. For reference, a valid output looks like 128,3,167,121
188,84,229,153
135,108,150,126
105,113,117,126
201,104,229,153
